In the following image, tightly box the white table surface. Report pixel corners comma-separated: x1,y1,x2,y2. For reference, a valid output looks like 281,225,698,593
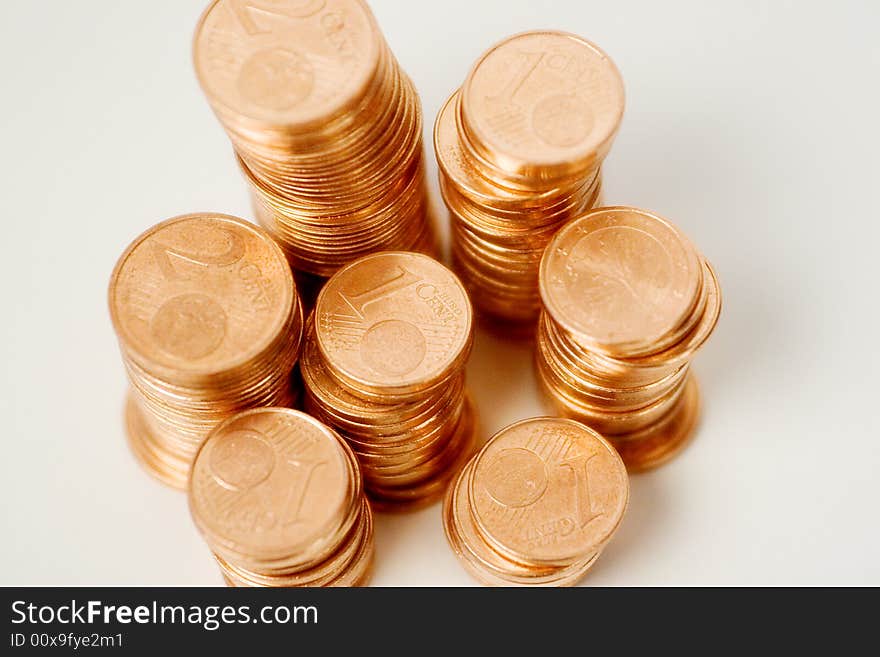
2,0,878,585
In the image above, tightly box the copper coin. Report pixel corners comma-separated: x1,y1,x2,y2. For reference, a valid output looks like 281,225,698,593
540,206,702,358
609,374,702,472
189,407,358,568
194,0,381,130
460,31,624,185
314,252,473,397
109,213,294,378
444,462,600,586
468,417,628,567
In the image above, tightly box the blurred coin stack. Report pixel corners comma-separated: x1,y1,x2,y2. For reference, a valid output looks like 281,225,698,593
435,30,624,328
109,213,303,489
189,408,373,587
444,417,628,586
193,0,434,277
537,207,722,471
301,252,477,509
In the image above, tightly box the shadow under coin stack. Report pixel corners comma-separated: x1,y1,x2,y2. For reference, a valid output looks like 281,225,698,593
444,417,628,586
189,408,373,587
536,207,722,471
436,31,624,329
301,252,477,510
193,0,434,277
108,213,303,489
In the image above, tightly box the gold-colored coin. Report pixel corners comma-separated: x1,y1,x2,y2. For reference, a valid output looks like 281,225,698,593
443,417,628,586
109,213,303,489
536,206,720,471
314,252,472,399
188,407,373,587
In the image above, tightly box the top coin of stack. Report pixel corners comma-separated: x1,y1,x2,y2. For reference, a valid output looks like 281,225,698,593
189,408,373,587
108,213,303,488
301,251,477,509
444,417,628,586
435,30,624,328
193,0,435,277
536,206,722,471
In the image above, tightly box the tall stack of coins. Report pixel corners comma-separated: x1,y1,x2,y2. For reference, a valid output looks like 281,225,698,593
109,213,303,489
536,207,722,471
301,252,477,509
189,408,373,587
444,417,628,586
435,31,624,328
193,0,434,277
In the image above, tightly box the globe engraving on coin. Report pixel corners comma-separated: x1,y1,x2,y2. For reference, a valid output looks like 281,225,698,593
209,429,276,491
482,448,548,508
150,293,227,360
532,93,593,147
237,48,314,111
359,319,427,376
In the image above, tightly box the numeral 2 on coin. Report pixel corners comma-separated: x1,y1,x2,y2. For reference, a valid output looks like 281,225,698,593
151,229,245,279
229,0,327,35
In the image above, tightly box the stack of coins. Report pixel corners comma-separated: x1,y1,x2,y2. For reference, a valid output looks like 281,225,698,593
193,0,434,277
109,213,303,489
189,408,373,587
536,206,722,471
444,417,628,586
435,31,624,328
301,251,477,509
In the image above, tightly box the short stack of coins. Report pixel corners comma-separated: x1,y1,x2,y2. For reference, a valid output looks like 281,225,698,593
301,252,477,509
108,213,303,489
189,408,373,587
435,30,624,328
444,417,628,586
193,0,434,277
536,206,722,471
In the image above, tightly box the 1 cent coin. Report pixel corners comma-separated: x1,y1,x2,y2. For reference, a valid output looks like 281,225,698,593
468,417,628,567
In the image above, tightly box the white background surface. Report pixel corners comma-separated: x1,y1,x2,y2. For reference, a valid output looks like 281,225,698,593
1,0,878,586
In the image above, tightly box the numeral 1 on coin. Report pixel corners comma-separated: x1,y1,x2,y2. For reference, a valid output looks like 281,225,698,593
488,50,545,107
280,458,326,528
338,266,421,318
559,452,601,528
